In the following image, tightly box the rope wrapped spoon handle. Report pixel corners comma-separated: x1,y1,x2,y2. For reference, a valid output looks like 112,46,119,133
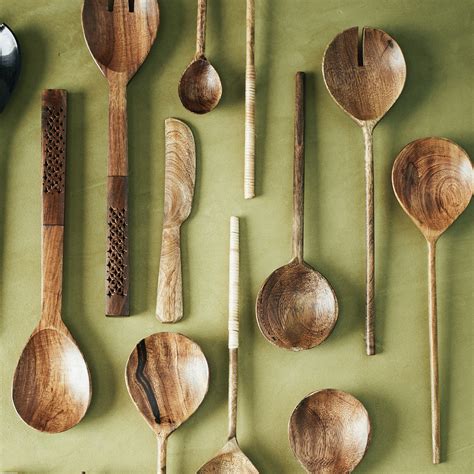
228,216,240,349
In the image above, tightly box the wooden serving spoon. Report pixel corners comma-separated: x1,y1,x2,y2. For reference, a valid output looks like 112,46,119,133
0,23,21,113
289,389,371,473
179,0,222,114
392,137,472,464
198,217,258,473
126,332,209,473
12,90,91,433
256,72,338,351
322,27,406,355
82,0,159,316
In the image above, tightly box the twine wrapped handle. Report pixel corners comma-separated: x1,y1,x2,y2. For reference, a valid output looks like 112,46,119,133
228,216,240,349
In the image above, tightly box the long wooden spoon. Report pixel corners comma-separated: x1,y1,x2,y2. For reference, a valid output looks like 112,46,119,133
126,332,209,473
322,27,406,355
0,23,21,113
392,137,472,464
12,90,91,433
179,0,222,114
198,217,258,473
256,72,338,351
289,389,371,473
82,0,159,316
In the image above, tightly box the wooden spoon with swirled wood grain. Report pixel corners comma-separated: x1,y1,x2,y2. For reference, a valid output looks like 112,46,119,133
392,137,472,464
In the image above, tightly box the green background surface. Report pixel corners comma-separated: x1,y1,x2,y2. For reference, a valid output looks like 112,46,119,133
0,0,472,472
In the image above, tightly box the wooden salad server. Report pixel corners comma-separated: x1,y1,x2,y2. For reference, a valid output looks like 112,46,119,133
256,72,338,351
12,90,91,433
0,23,21,113
289,389,371,473
322,27,406,355
82,0,159,316
244,0,256,199
126,332,209,473
156,119,196,323
198,217,258,473
392,137,472,463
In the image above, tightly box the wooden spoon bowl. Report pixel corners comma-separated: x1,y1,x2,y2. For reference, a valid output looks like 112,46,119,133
289,389,371,473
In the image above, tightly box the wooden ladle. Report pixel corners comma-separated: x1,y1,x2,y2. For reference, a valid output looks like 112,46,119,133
322,27,406,355
179,0,222,114
198,217,258,473
256,72,338,351
82,0,159,316
126,332,209,473
392,137,472,464
289,389,371,473
12,90,91,433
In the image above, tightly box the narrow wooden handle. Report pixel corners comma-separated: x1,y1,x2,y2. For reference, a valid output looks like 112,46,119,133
229,216,239,349
157,435,167,474
244,0,256,200
428,240,440,464
156,226,183,323
106,176,129,316
363,123,375,355
196,0,207,58
292,72,305,263
108,79,128,176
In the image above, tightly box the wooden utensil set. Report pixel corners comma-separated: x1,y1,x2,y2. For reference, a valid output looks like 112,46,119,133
3,2,472,472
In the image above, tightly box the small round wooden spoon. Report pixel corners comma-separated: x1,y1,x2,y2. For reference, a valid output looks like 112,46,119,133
179,0,222,114
198,217,258,473
256,72,338,351
0,23,21,113
289,389,371,473
392,137,472,464
126,332,209,473
323,27,406,355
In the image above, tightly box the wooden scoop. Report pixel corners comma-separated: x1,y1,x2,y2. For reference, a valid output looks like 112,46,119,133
179,0,222,114
322,27,406,355
82,0,159,316
392,137,472,464
156,119,196,323
256,72,338,351
126,332,209,473
12,90,91,433
289,389,371,473
198,217,258,473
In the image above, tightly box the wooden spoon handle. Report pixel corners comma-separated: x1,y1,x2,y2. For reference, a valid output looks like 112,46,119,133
228,216,239,440
41,89,67,326
292,72,305,263
428,240,440,464
244,0,256,199
196,0,207,58
157,435,167,474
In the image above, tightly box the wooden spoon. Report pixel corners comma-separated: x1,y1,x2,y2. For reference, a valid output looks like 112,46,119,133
256,72,338,351
322,27,406,355
392,137,472,464
289,389,371,473
0,23,21,113
126,332,209,473
82,0,159,316
197,217,258,473
12,90,91,433
179,0,222,114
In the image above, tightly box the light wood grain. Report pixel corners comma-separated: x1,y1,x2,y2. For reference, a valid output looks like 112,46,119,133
82,0,159,316
156,119,196,323
323,26,406,355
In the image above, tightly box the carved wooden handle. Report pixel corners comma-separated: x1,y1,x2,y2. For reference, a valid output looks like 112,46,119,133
244,0,256,199
196,0,207,58
156,226,183,323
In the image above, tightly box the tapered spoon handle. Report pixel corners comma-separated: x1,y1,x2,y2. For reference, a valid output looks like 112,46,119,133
157,435,167,474
196,0,207,58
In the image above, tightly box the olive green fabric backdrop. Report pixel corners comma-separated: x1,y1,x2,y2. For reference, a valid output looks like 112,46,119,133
0,0,472,472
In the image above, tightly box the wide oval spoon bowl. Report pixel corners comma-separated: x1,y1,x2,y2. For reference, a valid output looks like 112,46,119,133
12,328,91,433
0,23,21,112
289,389,371,473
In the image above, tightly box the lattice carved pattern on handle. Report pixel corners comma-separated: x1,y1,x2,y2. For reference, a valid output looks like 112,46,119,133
106,207,128,297
43,105,66,194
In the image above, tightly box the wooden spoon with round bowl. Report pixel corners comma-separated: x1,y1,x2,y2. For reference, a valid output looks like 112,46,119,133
289,389,371,473
322,27,406,355
256,72,338,351
126,332,209,473
392,137,472,464
179,0,222,114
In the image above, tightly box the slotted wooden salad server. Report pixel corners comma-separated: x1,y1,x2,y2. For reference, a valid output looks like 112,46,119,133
198,217,258,473
82,0,159,316
323,27,406,354
12,90,91,433
392,137,472,463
